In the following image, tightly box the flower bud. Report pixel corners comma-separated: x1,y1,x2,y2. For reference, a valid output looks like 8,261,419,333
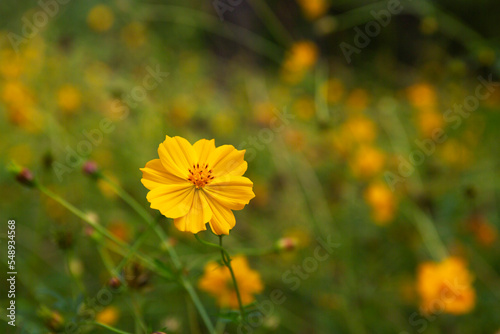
9,163,35,187
276,237,297,252
109,277,122,289
38,307,64,331
17,168,34,186
82,160,99,177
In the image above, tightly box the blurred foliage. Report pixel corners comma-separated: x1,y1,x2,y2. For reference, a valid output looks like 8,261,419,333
1,0,500,333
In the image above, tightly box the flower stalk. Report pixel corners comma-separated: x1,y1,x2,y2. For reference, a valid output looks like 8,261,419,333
96,173,216,333
194,233,246,321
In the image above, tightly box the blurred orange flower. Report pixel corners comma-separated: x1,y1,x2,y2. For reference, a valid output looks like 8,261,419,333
296,0,329,20
95,306,119,326
364,182,396,225
282,41,318,83
141,136,255,235
198,256,263,309
350,146,385,178
57,84,82,113
406,83,437,110
417,257,475,315
87,5,114,32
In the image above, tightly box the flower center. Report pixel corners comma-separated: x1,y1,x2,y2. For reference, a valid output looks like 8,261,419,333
187,163,214,189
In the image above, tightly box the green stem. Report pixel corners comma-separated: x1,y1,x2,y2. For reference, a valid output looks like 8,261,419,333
36,183,173,280
98,247,119,277
186,294,202,334
115,228,152,273
130,293,148,333
99,173,182,268
194,234,245,320
402,202,448,261
37,183,128,248
97,174,215,334
90,322,133,334
219,236,245,320
246,0,294,47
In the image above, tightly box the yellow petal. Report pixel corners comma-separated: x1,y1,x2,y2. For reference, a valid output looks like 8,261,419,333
193,138,215,166
207,145,248,178
146,183,195,218
205,175,255,210
158,136,197,179
206,196,236,235
173,190,212,233
140,159,186,190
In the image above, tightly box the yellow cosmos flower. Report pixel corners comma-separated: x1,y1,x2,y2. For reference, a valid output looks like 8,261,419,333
95,306,119,326
350,145,385,178
198,256,263,309
57,84,82,113
281,41,318,83
296,0,329,20
364,182,396,225
417,257,475,315
140,136,255,235
406,83,437,110
87,5,114,32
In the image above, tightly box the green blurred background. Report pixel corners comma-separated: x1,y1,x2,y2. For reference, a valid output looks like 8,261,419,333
1,0,500,333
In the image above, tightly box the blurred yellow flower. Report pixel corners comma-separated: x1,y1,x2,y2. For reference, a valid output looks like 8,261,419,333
198,256,263,309
141,136,255,235
87,5,114,32
121,22,147,49
350,146,385,178
417,257,475,315
253,102,277,126
97,174,119,199
0,50,23,78
293,96,316,121
364,182,396,225
296,0,329,20
2,81,33,106
282,41,318,83
95,306,119,326
2,80,43,132
344,115,377,144
407,83,437,110
57,84,82,113
417,110,444,137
